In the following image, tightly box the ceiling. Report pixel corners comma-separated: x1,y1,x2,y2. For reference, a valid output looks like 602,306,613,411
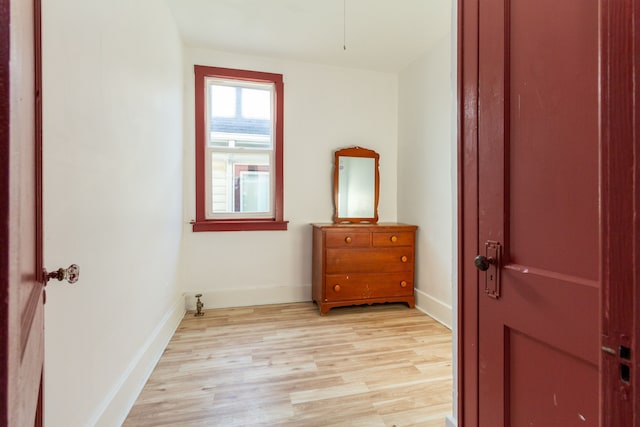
165,0,452,73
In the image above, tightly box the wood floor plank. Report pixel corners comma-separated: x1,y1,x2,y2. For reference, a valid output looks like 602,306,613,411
124,302,452,426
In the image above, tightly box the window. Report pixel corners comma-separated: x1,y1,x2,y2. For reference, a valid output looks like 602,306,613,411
193,66,287,231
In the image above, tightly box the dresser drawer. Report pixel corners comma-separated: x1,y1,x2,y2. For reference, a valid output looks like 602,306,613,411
324,273,413,302
372,231,414,247
326,248,414,274
325,231,371,248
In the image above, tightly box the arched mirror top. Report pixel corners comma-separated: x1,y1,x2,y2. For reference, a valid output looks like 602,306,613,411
333,146,380,224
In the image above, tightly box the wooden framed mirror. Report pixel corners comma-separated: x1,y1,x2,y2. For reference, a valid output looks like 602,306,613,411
333,146,380,223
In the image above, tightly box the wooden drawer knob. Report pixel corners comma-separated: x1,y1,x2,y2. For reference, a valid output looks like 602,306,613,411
401,255,408,263
390,235,398,243
400,280,408,288
345,236,352,244
333,284,341,292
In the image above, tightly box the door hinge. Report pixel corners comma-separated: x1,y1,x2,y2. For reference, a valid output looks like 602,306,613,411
601,346,616,356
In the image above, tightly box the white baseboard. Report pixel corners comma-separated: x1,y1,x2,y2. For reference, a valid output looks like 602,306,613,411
415,288,452,329
184,286,452,329
183,285,310,311
445,415,457,427
91,295,186,427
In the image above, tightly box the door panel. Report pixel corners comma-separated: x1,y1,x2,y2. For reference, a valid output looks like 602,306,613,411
476,0,599,425
508,330,598,425
508,0,599,279
2,0,44,425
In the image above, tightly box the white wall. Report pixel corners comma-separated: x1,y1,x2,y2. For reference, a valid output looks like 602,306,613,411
42,1,185,425
179,48,399,309
448,3,459,425
397,31,454,329
397,7,457,425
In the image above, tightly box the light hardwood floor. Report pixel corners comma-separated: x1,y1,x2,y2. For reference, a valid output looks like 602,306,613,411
124,302,452,427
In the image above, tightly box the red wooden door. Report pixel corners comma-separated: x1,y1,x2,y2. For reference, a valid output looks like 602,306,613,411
464,0,600,425
1,0,44,425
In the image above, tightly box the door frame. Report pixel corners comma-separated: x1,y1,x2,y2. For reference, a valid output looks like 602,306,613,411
599,0,639,425
457,0,480,424
0,0,10,417
1,0,44,424
457,0,639,425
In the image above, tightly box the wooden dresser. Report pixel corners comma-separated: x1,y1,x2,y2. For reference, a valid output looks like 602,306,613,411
311,223,418,315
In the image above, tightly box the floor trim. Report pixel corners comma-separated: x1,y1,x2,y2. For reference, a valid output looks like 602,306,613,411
91,295,186,427
183,285,309,311
415,288,453,329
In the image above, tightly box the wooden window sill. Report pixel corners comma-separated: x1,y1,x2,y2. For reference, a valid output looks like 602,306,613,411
191,219,289,232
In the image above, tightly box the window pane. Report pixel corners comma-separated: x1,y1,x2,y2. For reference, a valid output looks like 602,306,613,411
210,151,271,215
242,88,271,119
239,171,270,212
208,83,273,149
210,85,236,117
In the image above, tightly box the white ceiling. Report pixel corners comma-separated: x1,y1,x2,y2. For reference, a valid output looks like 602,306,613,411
165,0,452,73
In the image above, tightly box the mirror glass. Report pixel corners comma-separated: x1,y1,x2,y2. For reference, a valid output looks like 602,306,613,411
338,157,375,218
333,146,379,223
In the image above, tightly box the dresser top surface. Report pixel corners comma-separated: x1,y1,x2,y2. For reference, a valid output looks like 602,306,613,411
311,222,417,231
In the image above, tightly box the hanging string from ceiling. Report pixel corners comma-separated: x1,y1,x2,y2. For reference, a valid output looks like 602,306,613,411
343,0,347,50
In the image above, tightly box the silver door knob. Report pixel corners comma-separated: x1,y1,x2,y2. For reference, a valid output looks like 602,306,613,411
43,264,79,284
